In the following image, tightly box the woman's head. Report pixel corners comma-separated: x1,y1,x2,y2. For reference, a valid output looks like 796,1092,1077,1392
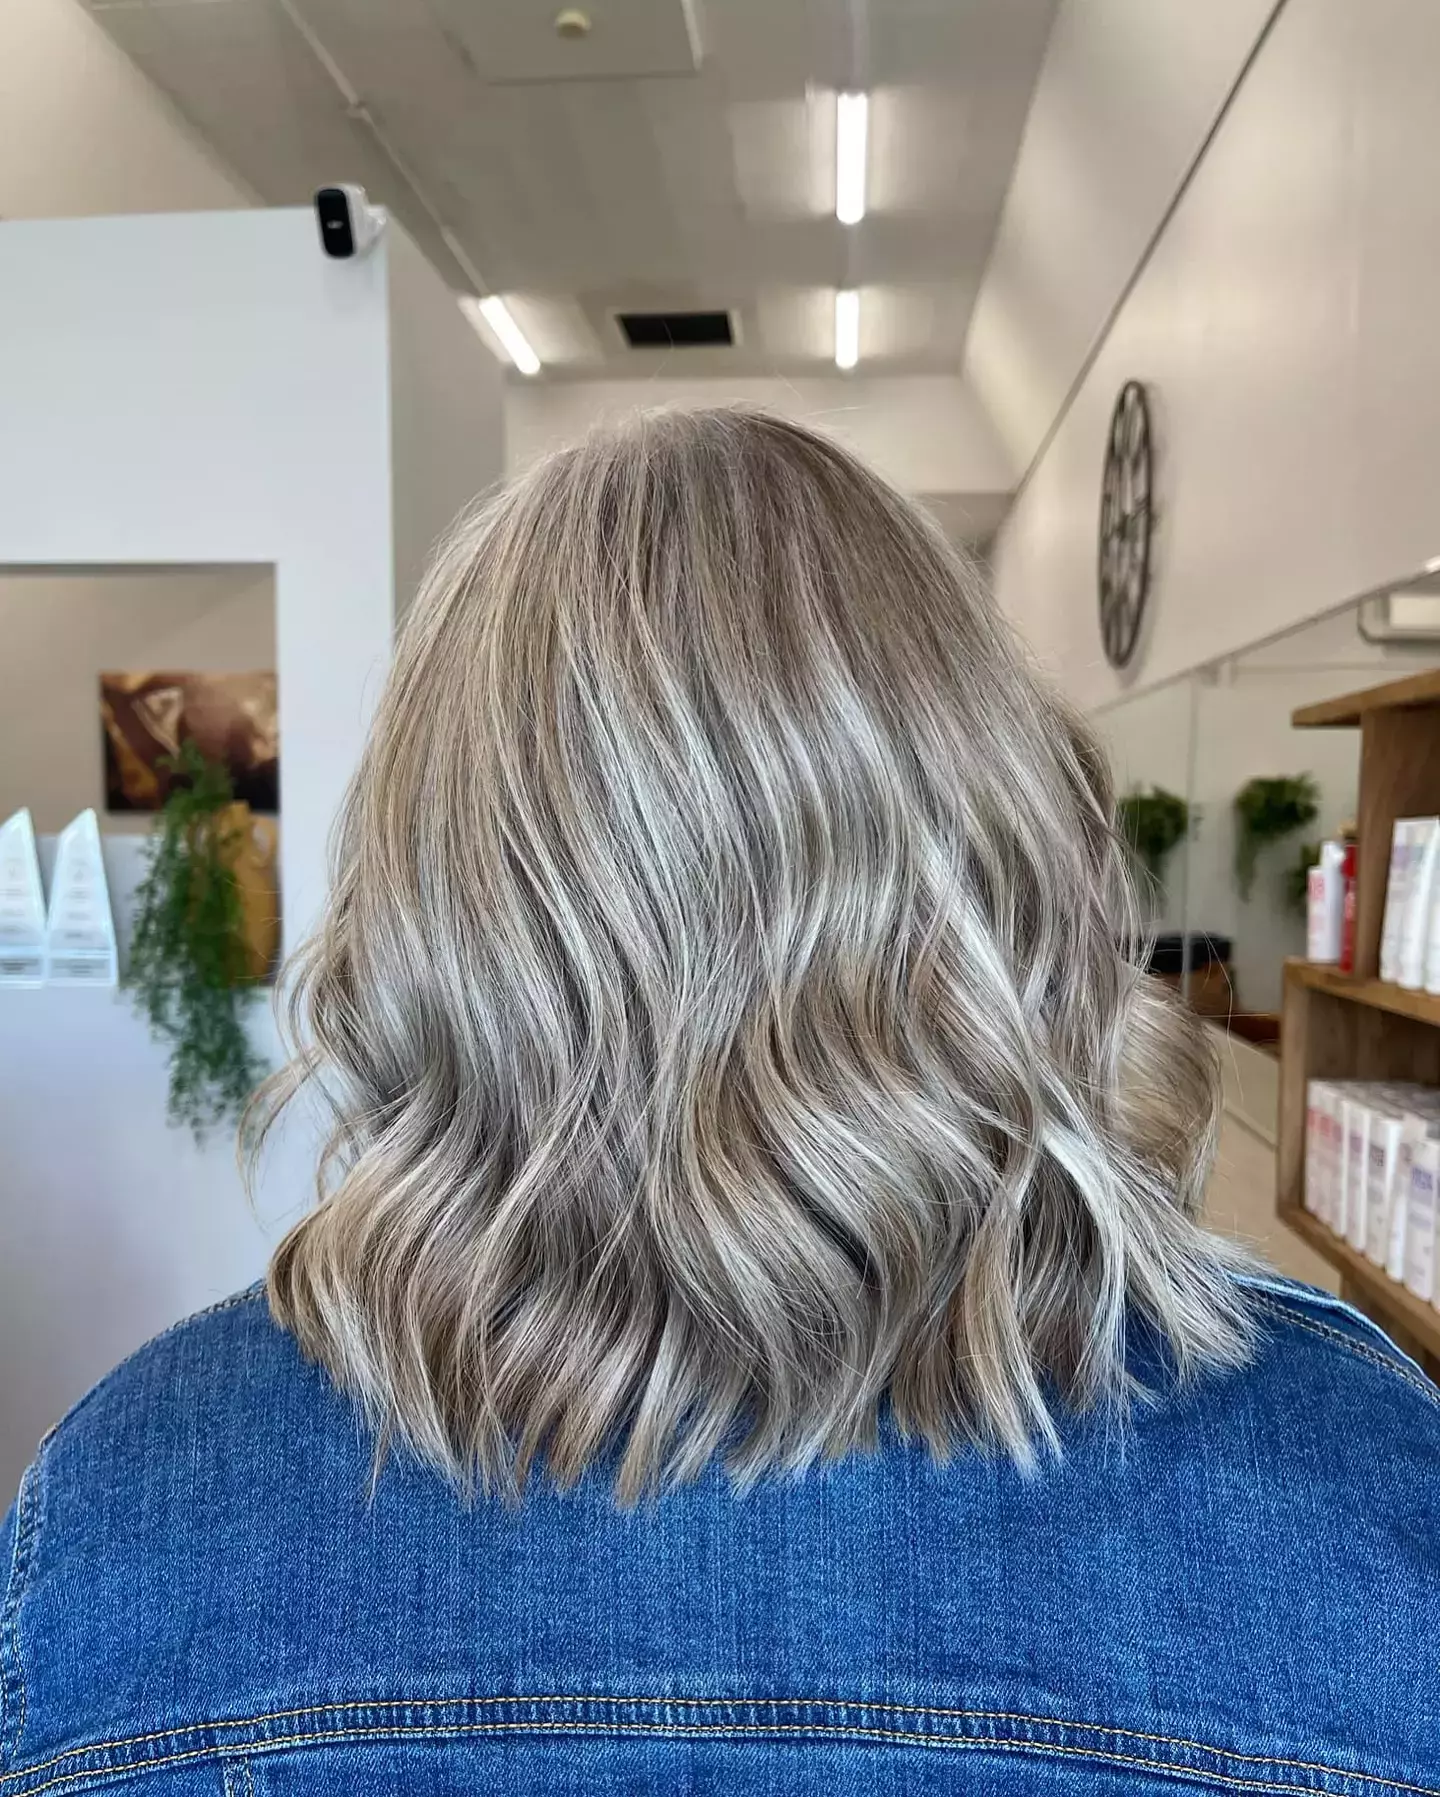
255,406,1248,1499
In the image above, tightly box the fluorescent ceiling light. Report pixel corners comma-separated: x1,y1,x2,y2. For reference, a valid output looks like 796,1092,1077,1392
835,91,868,225
834,289,859,370
462,294,541,376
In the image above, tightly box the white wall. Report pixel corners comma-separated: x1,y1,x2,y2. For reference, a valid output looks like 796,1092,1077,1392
0,210,505,1505
389,228,507,615
0,0,248,218
506,375,1013,530
990,0,1440,711
0,567,275,832
963,0,1280,480
0,210,395,937
0,209,390,1502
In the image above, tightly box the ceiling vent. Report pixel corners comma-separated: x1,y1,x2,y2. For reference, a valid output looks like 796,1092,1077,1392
617,310,734,349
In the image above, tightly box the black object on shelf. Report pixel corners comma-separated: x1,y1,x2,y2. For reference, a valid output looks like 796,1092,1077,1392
1145,932,1232,977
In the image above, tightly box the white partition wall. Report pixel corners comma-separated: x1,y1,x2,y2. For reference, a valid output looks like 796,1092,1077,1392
0,207,395,932
989,0,1440,710
0,208,504,1502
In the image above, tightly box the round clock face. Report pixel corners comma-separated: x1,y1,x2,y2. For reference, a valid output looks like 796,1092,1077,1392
1097,380,1153,670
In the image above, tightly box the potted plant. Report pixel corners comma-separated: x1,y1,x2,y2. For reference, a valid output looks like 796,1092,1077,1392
1232,775,1319,900
1117,786,1191,882
126,740,275,1138
1283,839,1322,919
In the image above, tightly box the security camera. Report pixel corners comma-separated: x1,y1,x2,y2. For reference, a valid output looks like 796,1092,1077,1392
314,185,384,259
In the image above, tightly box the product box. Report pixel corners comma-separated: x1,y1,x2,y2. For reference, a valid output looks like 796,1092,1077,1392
1304,1081,1338,1222
1310,1080,1354,1230
1340,1093,1375,1248
1364,1108,1407,1266
1379,821,1417,984
1398,819,1440,990
1403,1133,1440,1300
1359,1085,1438,1272
1386,1090,1440,1279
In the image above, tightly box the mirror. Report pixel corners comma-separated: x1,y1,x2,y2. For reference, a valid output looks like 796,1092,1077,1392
1093,573,1440,1047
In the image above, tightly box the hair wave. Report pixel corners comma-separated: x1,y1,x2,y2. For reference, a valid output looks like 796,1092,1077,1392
249,406,1252,1501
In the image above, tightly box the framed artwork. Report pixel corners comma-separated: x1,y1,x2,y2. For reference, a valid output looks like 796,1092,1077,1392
100,670,279,814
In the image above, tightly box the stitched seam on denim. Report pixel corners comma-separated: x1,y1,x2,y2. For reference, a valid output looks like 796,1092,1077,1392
0,1442,46,1772
45,1290,264,1442
220,1759,252,1797
5,1720,1434,1797
0,1699,1427,1796
1252,1295,1440,1408
0,1477,18,1763
1237,1273,1395,1341
1245,1274,1436,1373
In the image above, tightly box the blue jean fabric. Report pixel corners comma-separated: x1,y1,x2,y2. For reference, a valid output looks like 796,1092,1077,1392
2,1274,1437,1795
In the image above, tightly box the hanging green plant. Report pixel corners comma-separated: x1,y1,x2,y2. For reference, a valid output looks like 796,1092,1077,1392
1283,839,1322,919
125,740,268,1140
1232,774,1320,900
1116,785,1191,880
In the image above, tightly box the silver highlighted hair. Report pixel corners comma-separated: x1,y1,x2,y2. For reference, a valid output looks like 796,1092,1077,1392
250,407,1251,1500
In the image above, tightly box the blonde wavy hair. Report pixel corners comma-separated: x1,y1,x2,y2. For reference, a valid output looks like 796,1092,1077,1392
251,406,1251,1500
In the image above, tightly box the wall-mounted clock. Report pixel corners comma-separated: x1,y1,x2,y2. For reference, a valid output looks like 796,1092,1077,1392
1097,380,1153,670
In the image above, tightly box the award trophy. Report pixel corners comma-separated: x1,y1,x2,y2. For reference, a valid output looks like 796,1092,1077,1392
45,809,119,986
0,808,47,986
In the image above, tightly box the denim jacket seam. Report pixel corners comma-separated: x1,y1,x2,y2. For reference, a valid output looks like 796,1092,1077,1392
0,1439,48,1773
0,1697,1431,1797
41,1290,264,1444
219,1756,253,1797
1250,1294,1440,1409
2,1292,261,1769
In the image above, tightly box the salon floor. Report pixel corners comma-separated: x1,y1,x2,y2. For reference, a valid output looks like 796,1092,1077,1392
1206,1115,1340,1292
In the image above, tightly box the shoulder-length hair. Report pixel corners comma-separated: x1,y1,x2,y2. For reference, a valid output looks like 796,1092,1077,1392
250,407,1250,1500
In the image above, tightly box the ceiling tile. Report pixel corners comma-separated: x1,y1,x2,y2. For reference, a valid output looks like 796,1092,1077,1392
83,0,1060,375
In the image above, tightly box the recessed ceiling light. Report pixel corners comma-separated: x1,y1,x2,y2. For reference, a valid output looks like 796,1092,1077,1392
461,295,541,376
836,92,868,226
834,289,859,370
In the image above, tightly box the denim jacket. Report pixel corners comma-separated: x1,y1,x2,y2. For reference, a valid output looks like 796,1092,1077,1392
2,1274,1438,1796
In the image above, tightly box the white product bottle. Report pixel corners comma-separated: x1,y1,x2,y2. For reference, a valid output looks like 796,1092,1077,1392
1340,1094,1374,1246
1304,1080,1332,1215
1381,820,1421,983
1398,818,1440,990
1424,846,1440,995
1402,1122,1440,1298
1305,841,1346,964
1365,1110,1405,1266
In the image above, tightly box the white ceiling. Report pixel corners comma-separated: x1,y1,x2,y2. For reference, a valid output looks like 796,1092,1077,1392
83,0,1058,377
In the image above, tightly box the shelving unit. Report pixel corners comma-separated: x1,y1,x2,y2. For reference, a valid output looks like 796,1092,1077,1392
1285,960,1440,1029
1277,666,1440,1372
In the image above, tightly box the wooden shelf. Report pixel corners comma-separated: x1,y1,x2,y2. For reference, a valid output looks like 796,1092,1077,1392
1279,669,1440,1371
1279,960,1440,1369
1288,667,1440,980
1292,664,1440,729
1284,958,1440,1028
1279,1203,1440,1359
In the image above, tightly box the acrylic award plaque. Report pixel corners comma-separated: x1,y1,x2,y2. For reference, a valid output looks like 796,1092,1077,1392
45,809,119,986
0,808,48,985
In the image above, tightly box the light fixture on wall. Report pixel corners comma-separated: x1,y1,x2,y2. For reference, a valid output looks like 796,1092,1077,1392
461,295,542,376
835,92,869,225
834,289,859,370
